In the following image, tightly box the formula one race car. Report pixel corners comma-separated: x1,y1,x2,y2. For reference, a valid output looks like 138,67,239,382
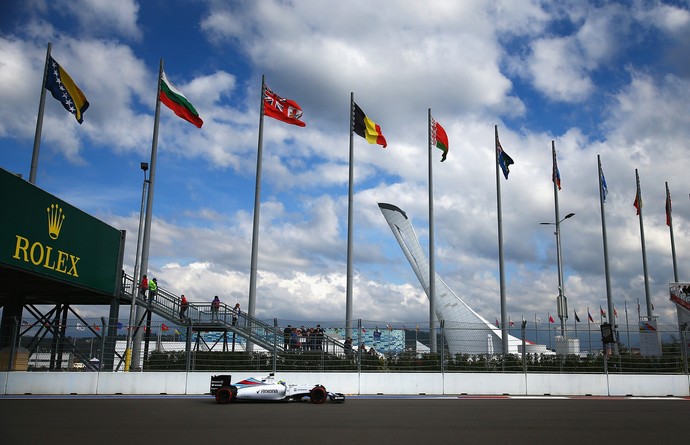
210,373,345,404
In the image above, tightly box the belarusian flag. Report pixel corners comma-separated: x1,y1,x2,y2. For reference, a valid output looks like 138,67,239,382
431,117,448,162
159,70,203,128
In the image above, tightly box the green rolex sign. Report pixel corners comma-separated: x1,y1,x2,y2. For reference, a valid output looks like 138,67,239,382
0,168,122,295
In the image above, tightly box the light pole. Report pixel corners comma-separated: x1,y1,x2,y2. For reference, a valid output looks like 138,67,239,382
540,212,575,337
124,162,149,371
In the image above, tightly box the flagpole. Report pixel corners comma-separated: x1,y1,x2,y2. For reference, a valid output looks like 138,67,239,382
587,308,591,353
635,169,652,317
495,125,508,356
547,312,552,350
598,155,616,353
552,141,568,338
428,109,437,354
625,300,631,355
132,58,164,370
247,75,267,352
666,182,678,282
345,92,355,341
574,310,578,335
30,42,52,184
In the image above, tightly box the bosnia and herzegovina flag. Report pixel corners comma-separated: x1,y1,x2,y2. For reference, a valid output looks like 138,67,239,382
353,102,387,148
45,55,89,124
496,137,514,179
159,70,203,128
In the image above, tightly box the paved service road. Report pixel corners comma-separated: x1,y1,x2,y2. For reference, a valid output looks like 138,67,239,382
1,396,688,444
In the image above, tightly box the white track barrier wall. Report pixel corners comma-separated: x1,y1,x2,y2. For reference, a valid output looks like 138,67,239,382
1,372,688,396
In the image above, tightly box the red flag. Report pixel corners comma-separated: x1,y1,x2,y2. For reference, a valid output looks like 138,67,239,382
600,306,607,319
161,323,170,332
431,117,449,162
588,310,594,322
666,188,672,226
633,190,641,215
548,315,555,323
263,85,305,127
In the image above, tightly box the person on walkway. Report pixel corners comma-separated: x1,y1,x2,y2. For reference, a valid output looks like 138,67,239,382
139,275,148,299
211,296,220,321
283,325,292,349
148,278,158,303
232,303,241,326
344,337,353,358
179,294,189,320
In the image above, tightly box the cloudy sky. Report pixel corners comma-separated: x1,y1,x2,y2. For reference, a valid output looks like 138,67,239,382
2,0,690,328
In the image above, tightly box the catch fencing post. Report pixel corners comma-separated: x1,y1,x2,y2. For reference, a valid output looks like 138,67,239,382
273,318,278,373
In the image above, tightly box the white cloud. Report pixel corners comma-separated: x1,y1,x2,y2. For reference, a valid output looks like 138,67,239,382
55,0,142,40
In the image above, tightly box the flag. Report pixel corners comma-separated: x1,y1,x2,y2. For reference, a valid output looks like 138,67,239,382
263,85,305,127
496,137,514,179
600,306,607,319
76,323,85,331
430,117,449,162
92,323,100,331
159,70,203,128
600,166,608,202
45,55,89,124
161,323,169,332
666,187,672,227
353,102,387,147
509,318,515,327
552,145,561,190
588,309,594,322
633,189,642,215
574,311,581,323
117,322,123,330
614,307,618,318
174,329,180,335
495,318,500,328
549,315,555,323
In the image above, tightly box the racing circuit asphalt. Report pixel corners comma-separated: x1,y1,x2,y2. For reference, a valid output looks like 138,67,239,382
1,395,688,444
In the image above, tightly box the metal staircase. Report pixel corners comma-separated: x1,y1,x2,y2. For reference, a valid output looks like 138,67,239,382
120,274,347,355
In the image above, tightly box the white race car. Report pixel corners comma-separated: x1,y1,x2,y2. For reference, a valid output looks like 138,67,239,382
210,373,345,404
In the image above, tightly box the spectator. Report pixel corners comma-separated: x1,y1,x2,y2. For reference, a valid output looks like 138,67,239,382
283,325,292,349
315,324,324,351
211,296,220,321
232,303,241,326
179,294,189,320
148,278,158,303
344,337,353,357
139,275,148,299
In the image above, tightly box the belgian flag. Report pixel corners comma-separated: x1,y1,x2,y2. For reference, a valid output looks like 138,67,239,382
353,102,387,148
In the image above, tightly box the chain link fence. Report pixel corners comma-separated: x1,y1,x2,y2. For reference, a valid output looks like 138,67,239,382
1,316,688,375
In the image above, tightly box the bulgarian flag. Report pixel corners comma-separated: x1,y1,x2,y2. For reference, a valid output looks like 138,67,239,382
159,70,203,128
431,117,449,162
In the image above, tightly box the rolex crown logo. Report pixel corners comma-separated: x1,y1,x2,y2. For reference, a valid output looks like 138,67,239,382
47,204,65,240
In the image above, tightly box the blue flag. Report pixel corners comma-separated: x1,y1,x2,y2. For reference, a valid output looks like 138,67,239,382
45,55,89,123
496,138,514,179
600,167,608,202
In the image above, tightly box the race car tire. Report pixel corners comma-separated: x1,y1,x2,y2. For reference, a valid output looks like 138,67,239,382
215,386,235,404
310,386,327,404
